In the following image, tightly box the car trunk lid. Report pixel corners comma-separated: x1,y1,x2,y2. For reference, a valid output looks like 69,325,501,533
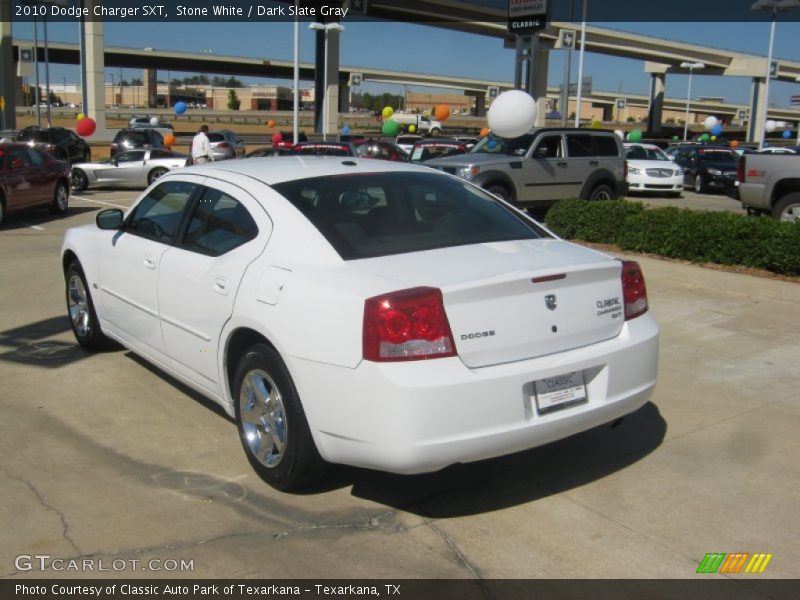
351,239,625,368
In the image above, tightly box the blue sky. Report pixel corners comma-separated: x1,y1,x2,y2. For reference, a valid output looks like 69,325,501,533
11,18,800,108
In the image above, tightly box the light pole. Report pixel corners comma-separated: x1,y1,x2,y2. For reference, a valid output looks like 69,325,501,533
574,0,588,127
795,76,800,144
751,0,800,150
308,21,345,141
681,61,705,141
293,0,300,144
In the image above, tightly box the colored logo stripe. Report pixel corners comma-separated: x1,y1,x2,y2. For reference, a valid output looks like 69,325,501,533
697,553,772,574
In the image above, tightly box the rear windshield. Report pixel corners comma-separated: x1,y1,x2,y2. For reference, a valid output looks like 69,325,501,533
410,144,466,162
207,133,226,142
271,172,548,260
18,130,50,143
115,131,150,144
470,134,534,157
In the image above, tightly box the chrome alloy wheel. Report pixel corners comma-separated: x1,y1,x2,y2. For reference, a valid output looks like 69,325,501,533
67,274,90,337
779,202,800,223
239,369,287,468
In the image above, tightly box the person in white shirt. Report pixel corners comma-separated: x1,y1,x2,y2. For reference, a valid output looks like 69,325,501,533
191,125,213,164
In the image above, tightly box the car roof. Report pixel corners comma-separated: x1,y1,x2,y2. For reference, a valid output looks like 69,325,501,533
177,156,440,185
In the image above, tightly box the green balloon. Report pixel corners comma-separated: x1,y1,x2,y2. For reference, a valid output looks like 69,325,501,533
381,120,399,137
672,135,679,140
627,129,643,142
699,133,710,143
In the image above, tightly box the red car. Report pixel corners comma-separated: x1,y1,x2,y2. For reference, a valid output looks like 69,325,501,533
292,142,356,157
0,142,71,226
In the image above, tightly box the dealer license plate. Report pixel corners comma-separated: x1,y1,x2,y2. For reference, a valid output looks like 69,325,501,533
534,371,588,414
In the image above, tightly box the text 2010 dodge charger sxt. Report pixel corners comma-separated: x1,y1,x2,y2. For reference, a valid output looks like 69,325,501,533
61,157,659,490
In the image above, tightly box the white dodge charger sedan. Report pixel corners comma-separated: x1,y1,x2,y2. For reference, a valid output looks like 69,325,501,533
61,157,659,490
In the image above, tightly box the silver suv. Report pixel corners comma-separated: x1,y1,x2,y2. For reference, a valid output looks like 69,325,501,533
209,129,246,160
426,128,628,207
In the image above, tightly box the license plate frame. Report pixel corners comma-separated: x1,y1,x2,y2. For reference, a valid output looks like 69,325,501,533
534,371,588,415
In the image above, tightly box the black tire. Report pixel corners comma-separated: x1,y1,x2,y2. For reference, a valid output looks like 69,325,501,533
485,184,512,203
148,167,168,185
0,195,6,227
65,260,112,351
50,180,69,215
71,169,88,192
589,184,614,201
233,343,325,491
694,174,706,194
771,192,800,222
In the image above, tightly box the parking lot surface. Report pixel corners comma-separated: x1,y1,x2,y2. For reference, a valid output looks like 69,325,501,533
0,188,797,580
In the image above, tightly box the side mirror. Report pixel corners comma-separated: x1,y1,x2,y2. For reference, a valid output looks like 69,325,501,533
96,208,124,230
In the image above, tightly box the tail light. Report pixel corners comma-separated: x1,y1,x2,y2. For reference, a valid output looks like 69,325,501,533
737,155,746,183
218,143,231,149
363,287,457,362
621,260,648,321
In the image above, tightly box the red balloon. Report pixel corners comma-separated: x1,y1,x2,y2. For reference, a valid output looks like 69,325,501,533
271,133,283,145
75,117,96,137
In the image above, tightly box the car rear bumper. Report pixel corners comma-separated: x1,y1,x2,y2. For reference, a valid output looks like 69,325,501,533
290,314,659,474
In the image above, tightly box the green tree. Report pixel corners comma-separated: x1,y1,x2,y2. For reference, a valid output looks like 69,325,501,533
227,89,241,110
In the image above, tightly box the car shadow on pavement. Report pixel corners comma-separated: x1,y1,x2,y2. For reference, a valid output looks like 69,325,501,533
315,402,667,517
0,207,98,231
0,315,95,368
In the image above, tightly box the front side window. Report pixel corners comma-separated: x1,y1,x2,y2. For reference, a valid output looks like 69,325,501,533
532,136,563,159
181,188,259,256
273,172,549,260
115,151,146,163
126,181,196,243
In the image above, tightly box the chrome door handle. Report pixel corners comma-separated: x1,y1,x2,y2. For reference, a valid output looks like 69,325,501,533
556,161,568,168
143,256,156,269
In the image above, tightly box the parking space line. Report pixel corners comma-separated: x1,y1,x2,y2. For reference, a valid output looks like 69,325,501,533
70,195,129,209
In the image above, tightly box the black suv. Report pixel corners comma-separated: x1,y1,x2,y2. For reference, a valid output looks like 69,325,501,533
16,126,91,164
110,128,164,158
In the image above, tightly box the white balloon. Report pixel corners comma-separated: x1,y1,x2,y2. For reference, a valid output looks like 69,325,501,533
614,129,625,140
487,90,537,138
149,116,159,126
765,120,777,133
703,116,719,131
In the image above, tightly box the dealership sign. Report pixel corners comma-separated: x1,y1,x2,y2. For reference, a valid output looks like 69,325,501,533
508,0,548,36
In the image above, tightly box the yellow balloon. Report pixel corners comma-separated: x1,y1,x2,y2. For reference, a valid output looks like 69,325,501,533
77,113,85,120
381,106,394,119
711,135,717,141
408,125,416,133
591,120,602,129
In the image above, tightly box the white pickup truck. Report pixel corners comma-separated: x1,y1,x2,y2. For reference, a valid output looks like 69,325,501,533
389,113,444,136
735,153,800,222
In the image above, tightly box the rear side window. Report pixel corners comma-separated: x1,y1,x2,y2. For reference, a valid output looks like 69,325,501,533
272,172,549,260
18,130,50,143
126,181,196,243
594,136,620,157
566,134,594,158
181,188,259,256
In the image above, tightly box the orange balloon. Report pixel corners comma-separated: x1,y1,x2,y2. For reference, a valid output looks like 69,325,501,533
730,140,739,148
163,134,176,146
267,120,276,128
434,105,451,122
479,127,491,137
